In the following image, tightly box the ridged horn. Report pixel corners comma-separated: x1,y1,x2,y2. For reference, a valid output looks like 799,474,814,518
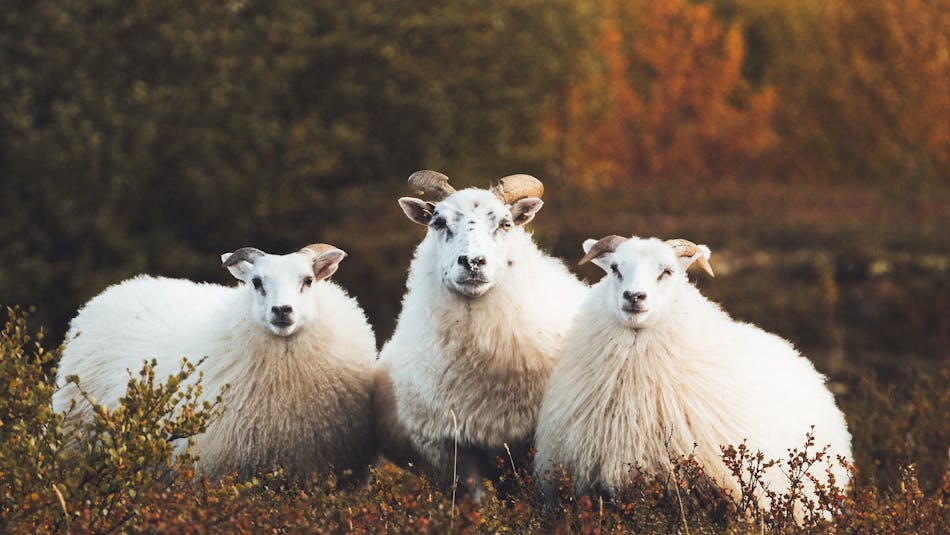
666,238,715,277
491,174,544,205
579,235,628,265
222,247,264,267
301,243,339,257
407,170,456,202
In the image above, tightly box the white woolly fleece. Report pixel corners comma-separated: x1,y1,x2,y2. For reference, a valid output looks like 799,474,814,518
375,225,588,483
534,271,852,506
53,275,377,480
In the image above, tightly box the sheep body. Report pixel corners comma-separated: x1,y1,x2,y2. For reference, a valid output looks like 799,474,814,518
375,185,588,491
534,237,852,507
54,248,377,480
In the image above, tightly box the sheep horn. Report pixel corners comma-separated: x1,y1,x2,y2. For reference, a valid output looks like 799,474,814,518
666,239,715,277
407,170,456,202
222,247,264,267
491,174,544,205
579,235,628,265
301,243,338,257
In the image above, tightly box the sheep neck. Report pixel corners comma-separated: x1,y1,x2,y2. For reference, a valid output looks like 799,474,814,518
200,286,339,386
572,282,742,469
386,229,582,453
411,231,560,373
194,284,371,479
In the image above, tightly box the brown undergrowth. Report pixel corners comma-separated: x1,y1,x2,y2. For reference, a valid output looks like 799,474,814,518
1,307,947,533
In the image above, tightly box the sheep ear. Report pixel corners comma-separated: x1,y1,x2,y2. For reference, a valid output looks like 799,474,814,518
581,238,613,271
225,261,252,282
313,249,347,282
221,247,263,282
399,197,433,226
510,197,543,226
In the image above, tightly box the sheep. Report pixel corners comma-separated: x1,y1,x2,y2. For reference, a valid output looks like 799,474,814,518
373,170,588,498
533,235,852,512
53,243,378,481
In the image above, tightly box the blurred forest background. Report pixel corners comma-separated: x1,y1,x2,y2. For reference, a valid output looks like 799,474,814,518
3,0,949,353
1,0,948,488
3,0,947,345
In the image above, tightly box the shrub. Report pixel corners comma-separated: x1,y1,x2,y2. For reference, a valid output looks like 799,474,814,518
1,306,947,533
0,307,220,532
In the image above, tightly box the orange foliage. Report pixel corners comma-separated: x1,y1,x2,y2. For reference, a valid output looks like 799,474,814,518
555,0,777,189
722,0,950,185
822,0,950,175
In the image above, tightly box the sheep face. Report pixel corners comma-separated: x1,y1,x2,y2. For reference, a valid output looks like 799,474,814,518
583,238,690,328
400,189,543,298
221,247,346,336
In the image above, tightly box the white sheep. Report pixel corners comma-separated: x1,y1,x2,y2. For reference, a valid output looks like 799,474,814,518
53,243,378,480
534,235,852,511
374,170,588,498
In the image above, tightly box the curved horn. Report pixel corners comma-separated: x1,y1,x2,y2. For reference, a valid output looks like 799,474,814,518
579,235,628,265
301,243,338,257
491,174,544,204
407,170,456,202
666,238,715,277
222,247,264,267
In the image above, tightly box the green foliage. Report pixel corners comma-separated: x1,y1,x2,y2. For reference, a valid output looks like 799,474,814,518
0,307,66,527
1,0,947,353
0,308,218,532
59,356,223,531
0,0,593,341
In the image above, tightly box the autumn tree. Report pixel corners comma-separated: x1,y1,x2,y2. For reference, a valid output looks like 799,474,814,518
713,0,950,189
554,0,777,190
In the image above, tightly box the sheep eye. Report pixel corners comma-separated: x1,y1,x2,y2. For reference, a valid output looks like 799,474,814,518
500,220,513,231
611,264,622,279
658,267,673,281
251,277,264,293
302,276,314,289
431,217,446,230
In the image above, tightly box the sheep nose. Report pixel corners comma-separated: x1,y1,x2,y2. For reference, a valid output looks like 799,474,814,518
458,255,487,270
271,305,293,317
623,291,647,303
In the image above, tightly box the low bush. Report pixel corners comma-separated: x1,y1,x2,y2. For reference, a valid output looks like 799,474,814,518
1,307,946,533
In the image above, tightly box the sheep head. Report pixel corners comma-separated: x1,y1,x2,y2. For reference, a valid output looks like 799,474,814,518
398,170,547,298
221,243,347,337
580,236,714,328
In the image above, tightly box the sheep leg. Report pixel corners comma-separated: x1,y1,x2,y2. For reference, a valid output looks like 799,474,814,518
417,438,488,500
539,476,559,511
456,448,489,502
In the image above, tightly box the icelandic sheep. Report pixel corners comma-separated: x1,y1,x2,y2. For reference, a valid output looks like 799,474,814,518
534,235,852,510
53,243,377,480
374,170,588,498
